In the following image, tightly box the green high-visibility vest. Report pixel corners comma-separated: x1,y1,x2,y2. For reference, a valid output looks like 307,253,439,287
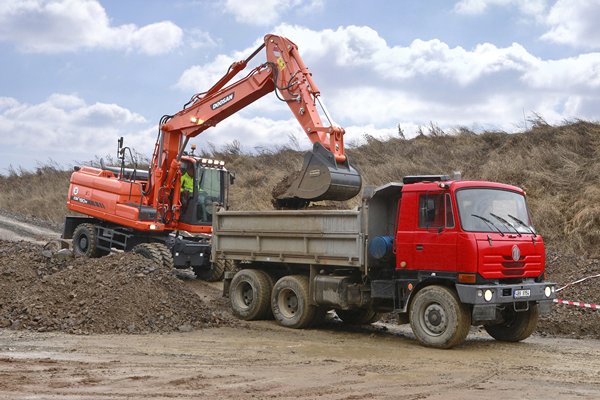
181,172,194,192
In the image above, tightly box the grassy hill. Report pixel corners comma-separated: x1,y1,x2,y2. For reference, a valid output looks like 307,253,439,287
2,120,599,256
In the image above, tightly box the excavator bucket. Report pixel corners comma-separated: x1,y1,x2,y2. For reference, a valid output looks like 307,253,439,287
274,143,362,208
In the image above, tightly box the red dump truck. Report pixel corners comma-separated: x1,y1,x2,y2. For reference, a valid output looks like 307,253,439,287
214,175,556,348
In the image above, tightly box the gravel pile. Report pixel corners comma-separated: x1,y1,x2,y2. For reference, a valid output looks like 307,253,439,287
0,240,237,334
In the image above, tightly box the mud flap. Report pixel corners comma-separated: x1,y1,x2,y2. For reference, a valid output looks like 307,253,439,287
275,142,361,207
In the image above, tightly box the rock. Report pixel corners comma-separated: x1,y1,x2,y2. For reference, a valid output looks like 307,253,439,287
41,250,53,258
10,320,22,330
177,324,193,333
53,249,74,261
0,319,11,328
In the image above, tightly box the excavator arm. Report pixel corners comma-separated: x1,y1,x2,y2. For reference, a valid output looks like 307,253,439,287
153,34,361,212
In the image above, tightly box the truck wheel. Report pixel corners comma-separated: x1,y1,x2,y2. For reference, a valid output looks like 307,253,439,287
132,243,163,267
272,275,317,329
152,243,174,269
194,259,231,282
335,309,382,325
409,285,471,349
484,304,539,342
229,269,273,320
72,223,107,258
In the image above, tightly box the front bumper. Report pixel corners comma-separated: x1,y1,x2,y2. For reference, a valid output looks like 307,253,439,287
456,282,556,305
456,282,556,320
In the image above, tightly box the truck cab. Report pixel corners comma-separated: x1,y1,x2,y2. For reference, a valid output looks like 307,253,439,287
367,176,554,347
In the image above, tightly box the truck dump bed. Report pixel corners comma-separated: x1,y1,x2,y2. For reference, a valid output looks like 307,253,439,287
211,210,364,268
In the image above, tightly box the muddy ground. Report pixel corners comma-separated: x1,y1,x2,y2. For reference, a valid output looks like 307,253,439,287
1,214,600,399
2,318,600,399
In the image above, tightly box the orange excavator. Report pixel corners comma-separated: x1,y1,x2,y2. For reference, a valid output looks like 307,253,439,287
62,34,362,280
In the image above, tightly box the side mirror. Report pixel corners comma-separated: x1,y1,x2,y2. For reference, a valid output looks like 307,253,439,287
229,172,236,185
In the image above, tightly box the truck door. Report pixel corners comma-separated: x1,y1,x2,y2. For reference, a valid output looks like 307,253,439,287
411,192,457,272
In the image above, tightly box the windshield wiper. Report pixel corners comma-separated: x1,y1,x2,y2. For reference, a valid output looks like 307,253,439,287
508,214,537,237
489,212,521,237
471,214,504,236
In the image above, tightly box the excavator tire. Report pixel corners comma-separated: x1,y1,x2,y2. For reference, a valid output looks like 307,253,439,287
72,223,108,258
132,243,163,268
152,243,174,269
194,259,232,282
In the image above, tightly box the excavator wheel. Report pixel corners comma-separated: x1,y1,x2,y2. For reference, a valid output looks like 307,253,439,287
72,223,109,258
132,243,163,268
152,243,174,269
194,259,232,282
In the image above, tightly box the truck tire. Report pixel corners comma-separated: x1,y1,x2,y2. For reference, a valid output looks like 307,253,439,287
132,243,163,267
335,309,382,325
409,285,471,349
72,223,108,258
229,269,273,320
152,243,174,269
484,304,539,342
272,275,317,329
194,259,231,282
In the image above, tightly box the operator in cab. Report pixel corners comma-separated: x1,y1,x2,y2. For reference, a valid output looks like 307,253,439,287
181,162,194,194
180,161,195,212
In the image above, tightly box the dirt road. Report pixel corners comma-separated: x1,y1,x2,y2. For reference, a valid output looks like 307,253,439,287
0,213,59,244
1,321,600,400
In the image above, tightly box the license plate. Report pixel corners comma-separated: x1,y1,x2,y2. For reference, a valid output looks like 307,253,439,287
514,289,530,298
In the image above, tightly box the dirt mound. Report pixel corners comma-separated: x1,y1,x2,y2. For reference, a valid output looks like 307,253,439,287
537,249,600,339
0,240,238,334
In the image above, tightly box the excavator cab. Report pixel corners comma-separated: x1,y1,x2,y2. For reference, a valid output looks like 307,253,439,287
179,158,231,226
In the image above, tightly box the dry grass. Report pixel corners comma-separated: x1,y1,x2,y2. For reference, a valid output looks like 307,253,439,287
0,164,71,224
2,121,600,256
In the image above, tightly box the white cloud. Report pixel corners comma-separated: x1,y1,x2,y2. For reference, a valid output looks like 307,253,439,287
0,0,183,55
222,0,324,26
172,24,600,156
523,53,600,89
454,0,548,15
541,0,600,49
455,0,600,49
0,94,154,168
177,54,240,92
186,29,218,50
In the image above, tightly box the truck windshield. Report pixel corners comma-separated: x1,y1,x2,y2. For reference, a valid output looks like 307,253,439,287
456,188,535,234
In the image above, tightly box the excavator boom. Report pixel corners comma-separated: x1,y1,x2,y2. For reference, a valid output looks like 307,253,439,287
160,34,361,208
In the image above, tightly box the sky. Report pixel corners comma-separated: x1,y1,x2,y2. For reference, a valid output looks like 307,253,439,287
1,0,599,173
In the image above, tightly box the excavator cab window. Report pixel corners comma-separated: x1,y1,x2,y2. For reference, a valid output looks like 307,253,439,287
180,162,226,226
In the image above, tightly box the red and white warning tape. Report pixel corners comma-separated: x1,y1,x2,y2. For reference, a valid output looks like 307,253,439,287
556,273,600,293
554,299,600,310
551,273,600,309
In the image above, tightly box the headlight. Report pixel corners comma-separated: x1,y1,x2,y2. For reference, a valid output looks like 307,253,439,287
484,289,493,302
544,286,552,297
